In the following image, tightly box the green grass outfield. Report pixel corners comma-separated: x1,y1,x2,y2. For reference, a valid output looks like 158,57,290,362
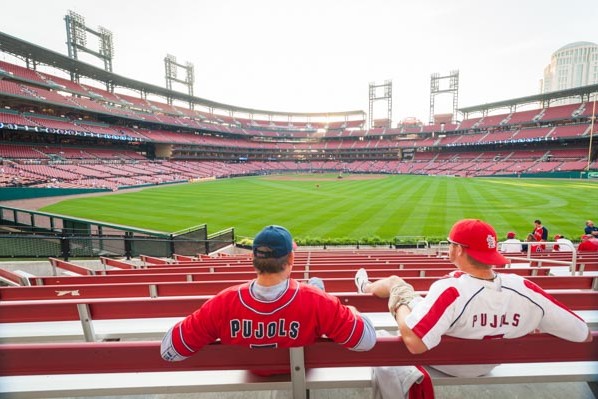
40,174,597,242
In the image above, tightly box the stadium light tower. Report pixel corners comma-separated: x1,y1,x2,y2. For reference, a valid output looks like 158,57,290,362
368,80,392,129
164,54,195,106
98,26,114,72
65,11,87,60
64,10,115,81
429,70,459,124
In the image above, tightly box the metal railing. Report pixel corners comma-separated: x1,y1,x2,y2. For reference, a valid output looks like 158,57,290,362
0,233,235,260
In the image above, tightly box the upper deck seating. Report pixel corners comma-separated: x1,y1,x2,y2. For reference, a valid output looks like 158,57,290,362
0,110,36,126
0,60,47,84
511,127,553,140
457,117,482,130
549,124,589,139
478,113,510,128
36,72,89,96
540,103,584,121
507,109,543,125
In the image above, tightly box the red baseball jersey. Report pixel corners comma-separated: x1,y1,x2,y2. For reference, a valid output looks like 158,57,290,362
579,237,598,252
167,278,366,357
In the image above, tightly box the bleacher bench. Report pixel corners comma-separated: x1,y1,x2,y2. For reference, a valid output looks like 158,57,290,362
0,333,596,399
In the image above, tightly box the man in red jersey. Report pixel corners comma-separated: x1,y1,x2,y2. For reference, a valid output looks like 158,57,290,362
161,225,376,366
532,219,548,251
578,234,598,252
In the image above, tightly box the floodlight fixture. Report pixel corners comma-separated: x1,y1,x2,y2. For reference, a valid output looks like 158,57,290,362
98,26,114,59
429,70,459,124
164,54,195,100
65,11,115,75
368,80,392,129
186,62,195,85
165,54,177,79
68,10,87,47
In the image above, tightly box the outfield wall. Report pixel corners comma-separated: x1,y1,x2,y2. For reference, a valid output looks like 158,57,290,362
493,171,592,179
0,188,109,201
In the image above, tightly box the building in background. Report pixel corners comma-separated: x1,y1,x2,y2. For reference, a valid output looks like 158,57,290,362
541,41,598,104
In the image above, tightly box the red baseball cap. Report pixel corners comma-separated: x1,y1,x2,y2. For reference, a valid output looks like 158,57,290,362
506,232,516,239
448,219,509,266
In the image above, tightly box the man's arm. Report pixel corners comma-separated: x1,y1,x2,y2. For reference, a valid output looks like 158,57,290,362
325,302,376,351
161,324,187,361
395,305,428,354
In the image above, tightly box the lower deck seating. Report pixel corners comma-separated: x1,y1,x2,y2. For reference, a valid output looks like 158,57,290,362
0,334,596,398
2,292,596,343
1,250,596,398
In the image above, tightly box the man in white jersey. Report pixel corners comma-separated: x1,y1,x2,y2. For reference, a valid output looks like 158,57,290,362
355,218,592,379
500,231,522,253
554,234,574,252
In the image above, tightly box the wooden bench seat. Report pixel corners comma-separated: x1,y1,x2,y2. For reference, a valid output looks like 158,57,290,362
3,311,598,344
1,293,596,343
25,267,551,286
0,333,596,399
2,275,595,301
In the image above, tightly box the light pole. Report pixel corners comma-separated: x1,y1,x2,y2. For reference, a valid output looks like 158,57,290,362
587,93,596,173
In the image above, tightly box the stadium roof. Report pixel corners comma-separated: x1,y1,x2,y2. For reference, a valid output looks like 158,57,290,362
0,31,364,118
459,84,598,116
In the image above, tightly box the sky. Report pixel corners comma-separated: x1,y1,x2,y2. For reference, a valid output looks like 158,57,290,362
1,0,597,124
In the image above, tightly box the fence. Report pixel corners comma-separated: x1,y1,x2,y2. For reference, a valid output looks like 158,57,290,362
0,206,234,258
0,233,235,259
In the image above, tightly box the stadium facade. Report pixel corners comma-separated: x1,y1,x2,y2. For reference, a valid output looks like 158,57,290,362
542,41,598,96
0,32,597,192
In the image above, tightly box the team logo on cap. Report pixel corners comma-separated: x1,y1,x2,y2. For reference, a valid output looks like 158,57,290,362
486,235,496,249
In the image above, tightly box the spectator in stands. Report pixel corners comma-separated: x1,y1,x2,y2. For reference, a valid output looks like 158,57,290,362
161,225,376,372
522,233,542,253
554,234,574,252
533,219,548,251
355,218,591,392
578,234,598,252
585,220,598,238
500,231,522,253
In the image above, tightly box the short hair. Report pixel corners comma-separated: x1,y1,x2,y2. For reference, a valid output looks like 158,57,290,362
465,252,493,269
534,219,542,224
253,253,291,274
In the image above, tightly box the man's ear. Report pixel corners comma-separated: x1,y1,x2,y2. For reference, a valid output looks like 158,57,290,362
286,251,295,270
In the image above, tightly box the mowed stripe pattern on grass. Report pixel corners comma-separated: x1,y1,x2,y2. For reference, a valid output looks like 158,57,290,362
40,175,597,241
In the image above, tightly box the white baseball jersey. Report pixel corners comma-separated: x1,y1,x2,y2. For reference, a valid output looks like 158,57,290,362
500,239,522,253
405,270,590,377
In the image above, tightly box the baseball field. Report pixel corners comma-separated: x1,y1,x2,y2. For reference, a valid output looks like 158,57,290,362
39,174,597,242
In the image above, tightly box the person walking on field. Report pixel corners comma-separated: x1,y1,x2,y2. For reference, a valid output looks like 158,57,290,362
355,218,591,384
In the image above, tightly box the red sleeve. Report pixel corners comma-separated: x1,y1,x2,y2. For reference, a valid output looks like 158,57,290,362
171,294,226,356
312,289,365,349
